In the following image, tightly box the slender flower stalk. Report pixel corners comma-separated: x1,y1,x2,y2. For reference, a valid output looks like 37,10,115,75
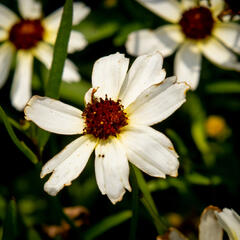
126,0,240,90
24,52,189,204
0,0,90,110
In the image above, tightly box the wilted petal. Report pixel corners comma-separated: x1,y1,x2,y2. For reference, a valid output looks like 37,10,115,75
24,96,85,135
10,51,33,111
174,41,201,90
43,135,96,196
95,138,131,204
127,76,189,126
119,51,166,108
120,125,179,178
199,206,223,240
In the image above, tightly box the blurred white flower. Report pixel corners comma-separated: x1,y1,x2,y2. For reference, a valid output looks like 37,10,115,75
126,0,240,90
157,206,240,240
215,208,240,240
24,52,189,204
0,0,90,110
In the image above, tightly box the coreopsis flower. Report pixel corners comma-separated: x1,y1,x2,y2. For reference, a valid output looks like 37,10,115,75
157,206,240,240
24,52,189,204
0,0,90,110
126,0,240,90
215,208,240,240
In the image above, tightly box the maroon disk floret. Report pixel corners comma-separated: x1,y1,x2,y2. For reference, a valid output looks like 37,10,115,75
179,7,214,40
82,95,128,140
9,19,44,49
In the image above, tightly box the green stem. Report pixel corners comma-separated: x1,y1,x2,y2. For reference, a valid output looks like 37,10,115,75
133,166,168,235
129,167,139,240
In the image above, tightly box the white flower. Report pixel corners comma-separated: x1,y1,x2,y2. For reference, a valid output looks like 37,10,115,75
0,0,90,110
24,52,189,204
215,208,240,240
126,0,240,90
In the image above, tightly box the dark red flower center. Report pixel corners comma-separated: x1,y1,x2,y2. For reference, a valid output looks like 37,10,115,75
82,92,128,140
179,7,214,39
9,19,44,49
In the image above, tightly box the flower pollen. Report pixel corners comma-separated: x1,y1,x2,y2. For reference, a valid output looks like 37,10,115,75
179,7,214,39
82,91,128,139
9,19,44,49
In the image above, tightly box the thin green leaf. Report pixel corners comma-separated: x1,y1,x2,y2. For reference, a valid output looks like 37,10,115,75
27,229,42,240
83,210,132,240
205,81,240,94
38,0,73,151
0,106,38,164
133,166,167,235
45,0,73,98
2,200,18,240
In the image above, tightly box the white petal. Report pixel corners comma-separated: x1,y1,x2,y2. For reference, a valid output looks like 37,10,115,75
10,51,33,111
213,23,240,54
127,77,188,126
126,25,183,57
180,0,197,10
67,30,87,54
24,96,85,135
0,4,19,30
0,42,14,89
174,41,202,90
95,138,131,204
119,51,166,108
199,206,223,240
33,42,80,82
119,125,179,178
200,37,240,71
201,0,224,17
0,29,8,42
17,0,42,19
92,53,129,100
43,135,96,196
62,59,81,82
43,2,90,31
215,208,240,240
136,0,182,23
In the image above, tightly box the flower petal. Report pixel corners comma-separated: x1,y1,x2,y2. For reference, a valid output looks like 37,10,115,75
33,42,80,82
136,0,182,23
0,42,14,89
92,52,129,100
201,0,224,17
0,4,19,30
68,30,87,53
215,208,240,240
200,37,240,71
95,138,131,204
17,0,42,19
120,125,179,178
24,96,85,135
43,2,90,31
213,23,240,54
199,206,223,240
43,135,96,196
181,0,197,10
0,29,8,42
119,51,166,108
126,25,183,57
10,51,33,111
174,41,202,90
127,77,189,126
